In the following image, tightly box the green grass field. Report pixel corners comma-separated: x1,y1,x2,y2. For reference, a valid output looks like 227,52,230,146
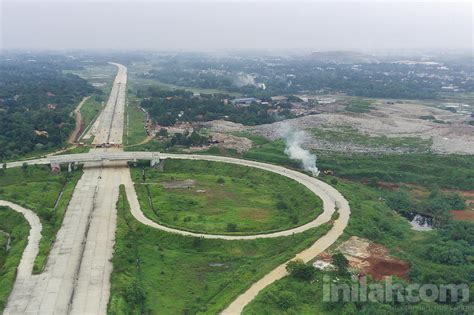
64,64,117,88
310,126,433,153
131,160,322,234
0,165,81,272
109,185,331,314
345,99,374,113
124,100,147,146
234,134,474,190
129,76,242,97
0,208,29,311
78,96,103,140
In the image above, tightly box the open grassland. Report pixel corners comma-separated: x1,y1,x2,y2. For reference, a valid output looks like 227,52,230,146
0,208,29,311
131,160,322,234
123,137,170,153
244,178,474,314
238,134,473,190
109,185,331,314
78,95,103,141
64,64,117,88
0,165,82,272
128,73,242,97
310,125,433,153
125,94,147,146
318,153,474,190
345,98,374,113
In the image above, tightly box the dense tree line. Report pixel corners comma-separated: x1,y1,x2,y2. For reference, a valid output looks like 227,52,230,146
0,59,95,160
139,87,280,126
166,131,209,148
142,54,474,99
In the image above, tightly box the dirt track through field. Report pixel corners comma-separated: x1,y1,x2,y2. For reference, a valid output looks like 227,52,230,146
68,96,91,144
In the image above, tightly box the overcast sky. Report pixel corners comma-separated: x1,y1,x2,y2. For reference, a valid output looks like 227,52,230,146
1,1,472,53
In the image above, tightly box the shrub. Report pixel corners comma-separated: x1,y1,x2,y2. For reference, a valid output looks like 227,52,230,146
286,259,316,280
226,223,237,232
332,252,349,276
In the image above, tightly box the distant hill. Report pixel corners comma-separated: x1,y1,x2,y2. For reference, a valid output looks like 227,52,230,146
308,51,379,64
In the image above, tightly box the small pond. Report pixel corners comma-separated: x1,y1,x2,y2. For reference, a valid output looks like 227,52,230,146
401,212,434,231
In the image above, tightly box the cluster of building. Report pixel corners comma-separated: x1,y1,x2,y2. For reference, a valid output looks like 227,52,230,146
231,94,336,117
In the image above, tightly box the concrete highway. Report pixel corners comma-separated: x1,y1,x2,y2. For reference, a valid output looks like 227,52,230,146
3,62,350,314
0,201,41,280
82,62,127,144
4,63,127,315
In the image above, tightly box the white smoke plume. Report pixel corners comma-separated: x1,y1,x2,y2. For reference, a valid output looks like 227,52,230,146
281,125,320,176
233,73,256,87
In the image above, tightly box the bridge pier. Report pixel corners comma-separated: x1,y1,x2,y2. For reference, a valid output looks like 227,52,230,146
150,153,160,168
67,162,78,172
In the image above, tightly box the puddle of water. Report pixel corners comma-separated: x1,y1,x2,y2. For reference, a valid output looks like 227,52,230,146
402,212,434,231
209,263,226,267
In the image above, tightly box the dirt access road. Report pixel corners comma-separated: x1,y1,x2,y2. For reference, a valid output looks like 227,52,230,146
4,63,127,315
124,154,351,313
68,96,91,144
5,62,350,314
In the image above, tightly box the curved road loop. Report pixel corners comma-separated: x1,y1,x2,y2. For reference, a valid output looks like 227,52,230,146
0,201,42,279
124,153,349,240
125,154,351,313
4,62,350,314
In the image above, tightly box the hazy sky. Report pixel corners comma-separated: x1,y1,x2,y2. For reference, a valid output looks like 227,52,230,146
1,0,472,52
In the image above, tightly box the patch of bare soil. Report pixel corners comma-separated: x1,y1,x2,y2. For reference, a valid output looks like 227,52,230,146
337,236,410,280
161,179,196,189
68,96,90,144
252,102,474,154
211,132,252,153
445,190,474,210
450,210,474,223
200,120,246,133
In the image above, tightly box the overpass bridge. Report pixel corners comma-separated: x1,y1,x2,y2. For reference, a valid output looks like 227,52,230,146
7,151,162,170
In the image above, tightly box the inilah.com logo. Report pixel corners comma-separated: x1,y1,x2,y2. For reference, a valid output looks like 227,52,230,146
322,276,470,303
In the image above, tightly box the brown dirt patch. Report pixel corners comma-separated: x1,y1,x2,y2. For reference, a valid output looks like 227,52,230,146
450,210,474,223
375,181,401,190
445,189,474,210
368,259,410,280
337,236,410,280
211,132,252,154
68,96,90,144
162,179,196,189
238,208,269,221
376,181,429,198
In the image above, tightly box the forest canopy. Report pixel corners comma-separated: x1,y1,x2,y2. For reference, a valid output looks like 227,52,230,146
0,59,95,160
